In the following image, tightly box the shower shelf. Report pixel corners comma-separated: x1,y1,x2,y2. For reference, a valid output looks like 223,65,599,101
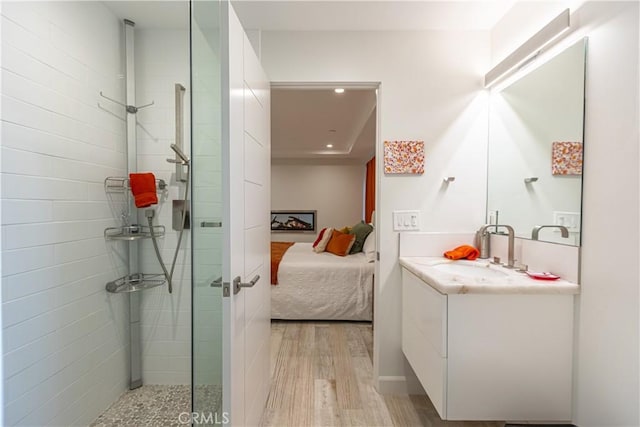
105,273,166,293
104,224,166,241
104,176,167,194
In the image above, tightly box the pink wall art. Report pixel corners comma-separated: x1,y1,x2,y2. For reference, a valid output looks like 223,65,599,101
383,140,425,174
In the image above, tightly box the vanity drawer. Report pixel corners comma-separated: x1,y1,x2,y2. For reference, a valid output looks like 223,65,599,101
401,269,447,357
402,268,448,418
402,324,447,418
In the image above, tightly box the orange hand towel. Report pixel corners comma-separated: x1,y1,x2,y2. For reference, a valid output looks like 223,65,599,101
129,173,158,208
443,245,479,261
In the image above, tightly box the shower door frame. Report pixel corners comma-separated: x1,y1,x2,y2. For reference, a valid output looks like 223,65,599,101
191,1,272,425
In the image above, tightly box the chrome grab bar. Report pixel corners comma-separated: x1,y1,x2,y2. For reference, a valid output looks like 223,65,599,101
201,221,222,228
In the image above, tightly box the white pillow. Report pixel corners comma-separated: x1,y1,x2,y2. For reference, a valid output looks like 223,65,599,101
362,231,376,263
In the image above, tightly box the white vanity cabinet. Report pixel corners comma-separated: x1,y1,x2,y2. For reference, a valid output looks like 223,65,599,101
401,268,575,422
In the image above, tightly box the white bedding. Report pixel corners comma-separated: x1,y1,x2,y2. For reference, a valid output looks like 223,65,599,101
271,242,374,321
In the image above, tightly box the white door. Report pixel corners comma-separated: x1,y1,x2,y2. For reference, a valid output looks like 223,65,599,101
223,4,272,427
191,1,271,426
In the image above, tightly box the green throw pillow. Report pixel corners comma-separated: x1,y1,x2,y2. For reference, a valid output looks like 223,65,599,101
349,220,373,254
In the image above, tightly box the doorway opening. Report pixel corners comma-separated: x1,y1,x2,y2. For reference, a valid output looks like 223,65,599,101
269,81,381,332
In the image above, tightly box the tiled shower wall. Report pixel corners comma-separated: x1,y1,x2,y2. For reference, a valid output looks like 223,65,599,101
1,2,129,425
134,26,192,385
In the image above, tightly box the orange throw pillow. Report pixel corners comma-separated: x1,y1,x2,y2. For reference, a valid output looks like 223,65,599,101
325,230,356,257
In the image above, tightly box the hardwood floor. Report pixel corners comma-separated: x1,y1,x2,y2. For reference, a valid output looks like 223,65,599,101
261,321,505,427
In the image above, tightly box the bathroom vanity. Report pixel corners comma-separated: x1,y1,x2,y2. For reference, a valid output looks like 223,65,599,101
398,33,587,423
400,256,579,422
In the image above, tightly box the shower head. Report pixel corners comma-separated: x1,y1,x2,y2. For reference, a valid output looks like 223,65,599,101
168,144,190,165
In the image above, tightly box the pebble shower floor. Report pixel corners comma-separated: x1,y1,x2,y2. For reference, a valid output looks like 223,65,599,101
90,385,222,427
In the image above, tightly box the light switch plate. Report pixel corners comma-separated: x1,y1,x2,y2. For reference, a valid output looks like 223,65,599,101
553,211,580,232
393,210,420,231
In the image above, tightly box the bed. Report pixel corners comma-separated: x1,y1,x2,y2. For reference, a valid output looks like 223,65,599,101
271,242,375,321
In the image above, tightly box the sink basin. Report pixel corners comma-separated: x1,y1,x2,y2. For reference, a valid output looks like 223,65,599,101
400,256,581,295
432,262,508,279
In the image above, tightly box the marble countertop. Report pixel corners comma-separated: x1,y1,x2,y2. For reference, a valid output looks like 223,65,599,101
399,256,581,295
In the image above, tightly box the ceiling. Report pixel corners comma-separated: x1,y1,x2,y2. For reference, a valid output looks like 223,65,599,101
271,88,376,164
104,1,515,31
232,0,516,31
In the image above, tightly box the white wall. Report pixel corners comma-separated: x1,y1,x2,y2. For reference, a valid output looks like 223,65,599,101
271,163,365,242
0,2,129,425
135,26,192,385
491,2,639,426
261,30,490,391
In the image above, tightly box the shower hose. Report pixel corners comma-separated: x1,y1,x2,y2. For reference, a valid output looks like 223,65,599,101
147,166,190,294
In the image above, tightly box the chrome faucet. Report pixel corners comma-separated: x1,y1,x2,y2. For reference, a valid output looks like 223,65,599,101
476,224,516,268
531,225,570,240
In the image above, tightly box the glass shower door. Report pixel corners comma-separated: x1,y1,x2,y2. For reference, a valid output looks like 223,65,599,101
190,0,224,422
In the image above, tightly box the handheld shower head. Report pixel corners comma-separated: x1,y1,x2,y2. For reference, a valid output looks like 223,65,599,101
168,144,190,165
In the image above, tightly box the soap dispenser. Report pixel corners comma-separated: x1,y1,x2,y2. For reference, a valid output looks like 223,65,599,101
475,226,491,259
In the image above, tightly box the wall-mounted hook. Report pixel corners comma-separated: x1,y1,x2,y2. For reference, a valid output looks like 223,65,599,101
96,102,126,121
99,91,154,114
127,101,154,114
524,177,539,184
443,176,456,183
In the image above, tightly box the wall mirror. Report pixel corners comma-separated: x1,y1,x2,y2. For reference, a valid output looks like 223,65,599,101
487,38,587,246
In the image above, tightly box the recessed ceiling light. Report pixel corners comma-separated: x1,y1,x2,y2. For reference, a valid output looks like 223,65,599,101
334,88,344,94
326,144,333,148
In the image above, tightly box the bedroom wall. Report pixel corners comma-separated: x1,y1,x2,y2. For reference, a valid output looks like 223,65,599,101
271,163,365,243
491,2,639,426
261,30,490,392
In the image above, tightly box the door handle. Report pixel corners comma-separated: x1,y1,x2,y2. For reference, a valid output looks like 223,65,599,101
210,276,230,297
233,275,260,295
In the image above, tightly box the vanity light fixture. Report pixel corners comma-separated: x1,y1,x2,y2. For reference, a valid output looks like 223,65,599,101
326,144,333,148
524,177,539,184
334,88,345,94
484,9,570,89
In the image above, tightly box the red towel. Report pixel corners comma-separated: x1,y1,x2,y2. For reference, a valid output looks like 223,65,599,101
443,245,480,261
129,173,158,208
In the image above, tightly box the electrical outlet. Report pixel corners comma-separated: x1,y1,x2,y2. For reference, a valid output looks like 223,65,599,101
393,210,420,231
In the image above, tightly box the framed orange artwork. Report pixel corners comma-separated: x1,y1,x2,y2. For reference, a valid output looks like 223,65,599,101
383,140,424,174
